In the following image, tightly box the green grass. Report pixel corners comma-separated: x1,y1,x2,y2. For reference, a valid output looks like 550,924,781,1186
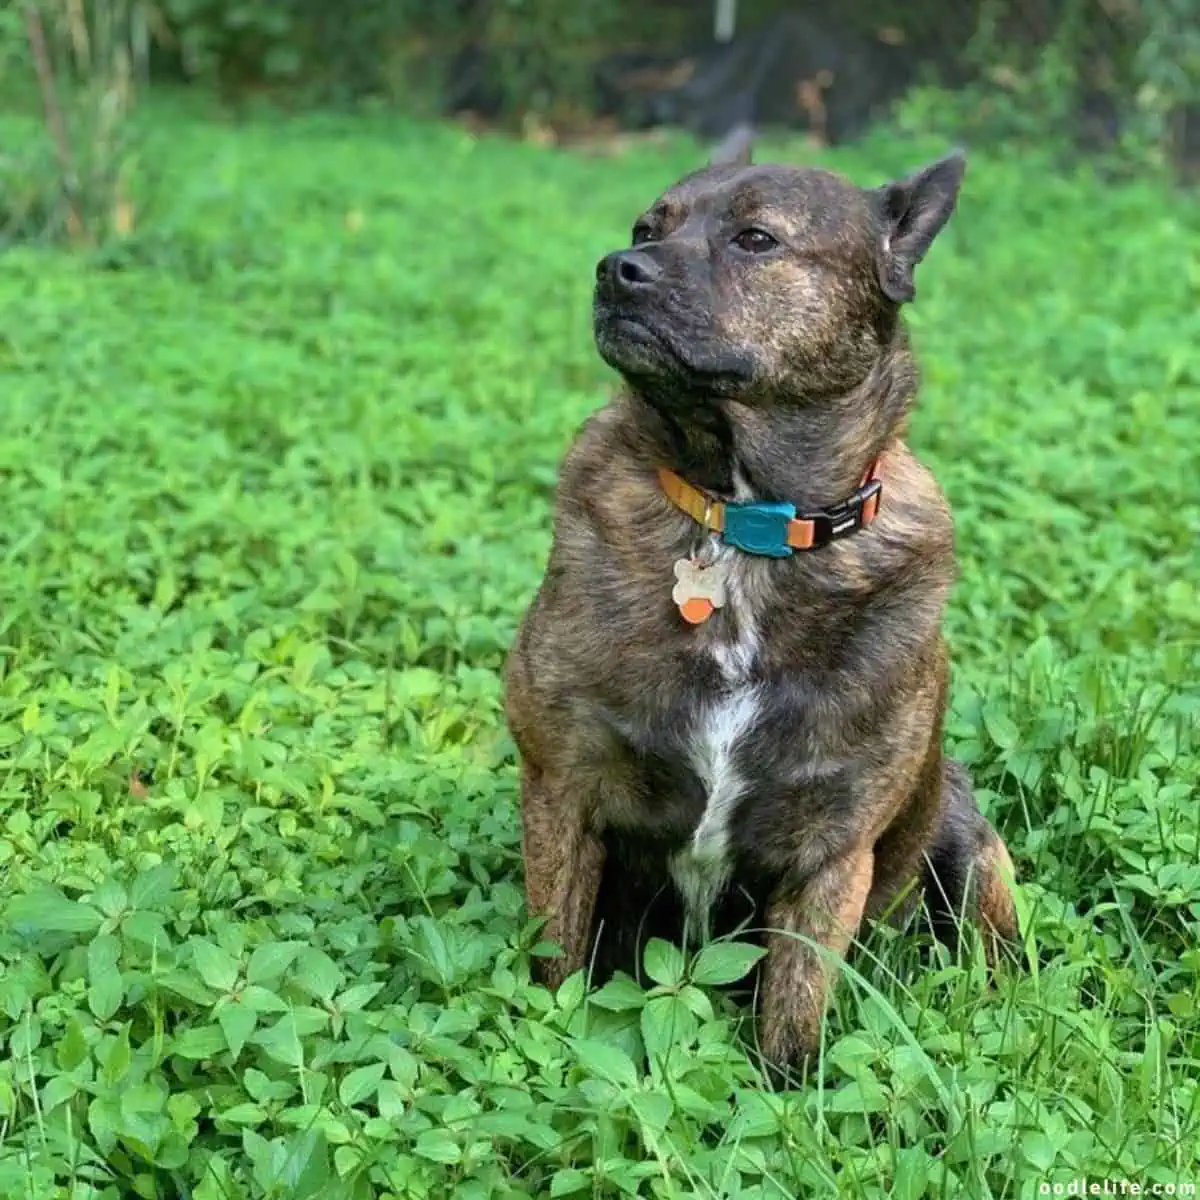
0,99,1198,1199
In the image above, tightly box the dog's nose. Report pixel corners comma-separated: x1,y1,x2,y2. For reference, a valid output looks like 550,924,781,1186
597,250,661,292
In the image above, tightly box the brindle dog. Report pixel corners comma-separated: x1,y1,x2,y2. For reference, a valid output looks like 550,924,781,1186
504,131,1019,1071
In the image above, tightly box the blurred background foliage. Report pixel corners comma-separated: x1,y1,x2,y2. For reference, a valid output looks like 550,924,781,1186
0,0,1197,249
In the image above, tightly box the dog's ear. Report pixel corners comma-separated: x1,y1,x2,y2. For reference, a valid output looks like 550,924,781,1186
873,150,965,303
709,122,754,169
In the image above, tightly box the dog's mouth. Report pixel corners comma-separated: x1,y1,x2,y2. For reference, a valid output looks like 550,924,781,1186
593,302,754,390
593,305,676,366
610,316,663,344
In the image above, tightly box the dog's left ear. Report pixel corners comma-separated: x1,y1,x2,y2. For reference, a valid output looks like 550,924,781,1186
873,150,965,303
709,122,754,169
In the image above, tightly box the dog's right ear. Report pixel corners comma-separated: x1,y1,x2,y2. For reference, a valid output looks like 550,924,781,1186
709,122,754,169
873,150,966,304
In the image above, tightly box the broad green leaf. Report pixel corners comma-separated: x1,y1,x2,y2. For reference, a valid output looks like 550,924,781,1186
556,970,585,1012
253,1019,306,1068
88,1094,121,1156
396,668,441,701
335,982,384,1012
338,1062,386,1107
574,1038,639,1089
414,1128,461,1165
172,1024,228,1060
676,984,714,1021
10,1015,41,1059
167,1092,201,1134
100,1025,132,1086
239,985,288,1013
1020,1129,1060,1173
192,939,240,992
129,865,176,910
157,970,216,1006
590,975,647,1012
891,1146,933,1200
217,1001,258,1059
293,947,342,1003
120,910,171,950
194,1155,239,1200
121,1081,166,1118
729,1089,784,1138
244,1069,294,1105
690,941,767,986
153,1130,192,1171
87,932,125,1019
41,1074,78,1113
6,889,102,936
92,879,128,918
827,1071,889,1114
641,994,697,1064
87,933,121,976
56,1018,90,1072
377,1079,406,1122
246,941,304,986
551,1169,592,1197
642,938,684,988
333,1145,364,1177
284,1129,331,1198
245,1128,283,1193
982,704,1021,751
88,973,124,1022
629,1090,672,1135
219,1103,268,1126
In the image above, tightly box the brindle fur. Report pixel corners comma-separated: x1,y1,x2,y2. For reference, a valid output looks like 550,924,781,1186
505,133,1020,1072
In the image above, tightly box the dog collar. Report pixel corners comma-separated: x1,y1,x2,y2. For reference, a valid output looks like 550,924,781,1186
657,458,883,557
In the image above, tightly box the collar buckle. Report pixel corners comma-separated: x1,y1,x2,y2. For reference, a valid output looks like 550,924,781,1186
809,478,884,548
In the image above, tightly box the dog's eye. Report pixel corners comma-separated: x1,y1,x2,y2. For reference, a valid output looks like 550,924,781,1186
732,228,778,254
631,223,654,246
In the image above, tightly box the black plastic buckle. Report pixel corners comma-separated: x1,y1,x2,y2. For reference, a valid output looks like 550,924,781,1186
808,479,883,548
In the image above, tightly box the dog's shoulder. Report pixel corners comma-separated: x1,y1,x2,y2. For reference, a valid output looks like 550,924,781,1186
873,438,952,530
557,394,649,497
551,394,678,558
863,442,956,586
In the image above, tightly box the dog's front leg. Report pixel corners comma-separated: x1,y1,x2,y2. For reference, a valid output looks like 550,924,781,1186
520,764,606,991
759,843,875,1070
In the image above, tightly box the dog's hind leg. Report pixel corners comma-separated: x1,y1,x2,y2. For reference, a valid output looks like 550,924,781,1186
519,763,606,991
922,759,1020,964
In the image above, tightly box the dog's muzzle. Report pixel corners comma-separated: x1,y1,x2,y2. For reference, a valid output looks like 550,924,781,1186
595,249,662,303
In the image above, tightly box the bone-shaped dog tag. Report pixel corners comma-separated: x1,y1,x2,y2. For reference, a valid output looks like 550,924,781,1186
672,556,728,625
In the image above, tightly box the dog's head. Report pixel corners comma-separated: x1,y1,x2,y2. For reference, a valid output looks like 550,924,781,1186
593,134,964,410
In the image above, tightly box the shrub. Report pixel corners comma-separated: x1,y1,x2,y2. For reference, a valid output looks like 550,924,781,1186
1,0,152,247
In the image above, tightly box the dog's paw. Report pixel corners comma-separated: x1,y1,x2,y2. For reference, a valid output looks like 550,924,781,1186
757,1019,821,1090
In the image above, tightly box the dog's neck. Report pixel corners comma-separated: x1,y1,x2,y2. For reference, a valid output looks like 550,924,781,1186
631,348,917,511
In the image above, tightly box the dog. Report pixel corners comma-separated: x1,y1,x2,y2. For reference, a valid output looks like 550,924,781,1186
504,129,1020,1072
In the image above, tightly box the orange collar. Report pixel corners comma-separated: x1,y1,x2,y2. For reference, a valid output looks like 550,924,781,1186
658,457,883,557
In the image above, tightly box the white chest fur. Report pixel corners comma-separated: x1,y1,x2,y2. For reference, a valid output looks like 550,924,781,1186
670,539,764,940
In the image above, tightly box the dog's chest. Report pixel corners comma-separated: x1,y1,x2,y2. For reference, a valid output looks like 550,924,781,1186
670,542,767,937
